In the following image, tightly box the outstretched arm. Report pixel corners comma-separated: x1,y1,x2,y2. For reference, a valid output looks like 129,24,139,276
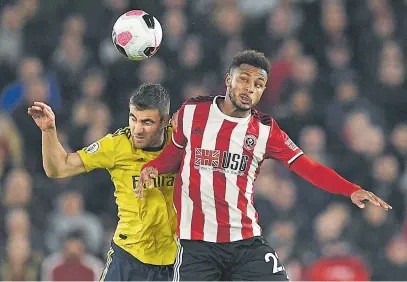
28,102,86,178
290,155,392,210
266,119,392,211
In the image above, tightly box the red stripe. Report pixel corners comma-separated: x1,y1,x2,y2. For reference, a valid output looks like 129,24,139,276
236,119,260,239
214,120,237,242
188,103,211,240
251,170,263,233
253,162,263,234
173,104,187,147
174,105,186,237
174,165,183,237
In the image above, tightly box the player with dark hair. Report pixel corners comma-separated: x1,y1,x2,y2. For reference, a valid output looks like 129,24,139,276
136,50,392,281
28,83,177,281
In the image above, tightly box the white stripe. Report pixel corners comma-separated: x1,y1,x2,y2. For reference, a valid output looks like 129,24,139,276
172,134,184,149
245,123,270,236
179,105,196,239
226,122,249,241
172,238,183,282
172,241,180,282
200,105,223,242
288,151,304,164
100,247,114,281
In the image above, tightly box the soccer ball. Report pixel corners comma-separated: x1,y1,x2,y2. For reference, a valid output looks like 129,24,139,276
112,10,162,60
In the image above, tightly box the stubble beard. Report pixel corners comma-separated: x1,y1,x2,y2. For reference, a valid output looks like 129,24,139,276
228,88,251,112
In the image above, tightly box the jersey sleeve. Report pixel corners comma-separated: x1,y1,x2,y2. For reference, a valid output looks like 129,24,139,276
77,134,115,171
171,104,187,149
265,119,303,167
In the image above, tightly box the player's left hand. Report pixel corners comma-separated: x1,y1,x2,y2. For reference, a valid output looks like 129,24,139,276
134,166,158,199
350,189,392,210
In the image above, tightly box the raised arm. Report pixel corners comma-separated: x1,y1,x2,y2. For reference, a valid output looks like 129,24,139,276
266,118,392,211
290,155,391,210
28,102,86,178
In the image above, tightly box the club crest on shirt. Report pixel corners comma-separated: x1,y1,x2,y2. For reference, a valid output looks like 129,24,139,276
244,134,257,150
85,142,100,154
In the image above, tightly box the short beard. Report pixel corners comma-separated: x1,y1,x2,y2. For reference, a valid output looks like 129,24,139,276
228,89,250,112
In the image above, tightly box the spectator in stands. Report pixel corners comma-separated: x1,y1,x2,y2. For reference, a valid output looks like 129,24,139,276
45,190,104,255
41,230,104,281
11,77,54,171
304,239,370,281
0,5,23,90
389,123,407,172
0,234,43,281
371,235,407,280
369,40,406,125
354,204,398,265
0,113,24,169
2,168,45,229
0,56,60,113
4,208,44,254
368,154,406,223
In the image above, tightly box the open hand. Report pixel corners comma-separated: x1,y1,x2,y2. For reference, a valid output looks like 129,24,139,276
134,166,158,199
351,189,392,210
27,102,56,132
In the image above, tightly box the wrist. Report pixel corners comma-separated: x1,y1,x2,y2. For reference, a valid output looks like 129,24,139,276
142,163,158,172
348,184,363,197
42,127,57,133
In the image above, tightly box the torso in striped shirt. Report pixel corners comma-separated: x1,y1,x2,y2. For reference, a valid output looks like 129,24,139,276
172,96,303,243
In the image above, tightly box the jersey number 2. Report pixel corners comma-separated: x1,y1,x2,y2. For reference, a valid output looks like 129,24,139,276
265,252,285,273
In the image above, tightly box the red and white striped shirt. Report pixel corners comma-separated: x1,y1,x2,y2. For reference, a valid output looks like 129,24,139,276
171,96,303,243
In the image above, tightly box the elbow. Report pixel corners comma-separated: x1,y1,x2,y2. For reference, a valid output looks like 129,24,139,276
44,169,65,179
44,170,59,178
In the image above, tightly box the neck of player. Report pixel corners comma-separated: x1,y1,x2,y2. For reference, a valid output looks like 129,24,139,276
218,98,250,118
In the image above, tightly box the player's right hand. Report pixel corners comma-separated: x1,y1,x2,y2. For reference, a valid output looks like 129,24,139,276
27,102,56,132
135,166,158,199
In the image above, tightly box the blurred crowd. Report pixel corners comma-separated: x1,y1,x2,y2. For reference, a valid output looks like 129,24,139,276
0,0,406,280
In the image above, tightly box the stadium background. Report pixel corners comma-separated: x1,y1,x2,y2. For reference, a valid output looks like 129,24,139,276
0,0,406,280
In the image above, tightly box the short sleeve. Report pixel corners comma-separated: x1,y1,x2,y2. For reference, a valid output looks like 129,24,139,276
171,104,187,149
265,120,303,167
77,134,115,171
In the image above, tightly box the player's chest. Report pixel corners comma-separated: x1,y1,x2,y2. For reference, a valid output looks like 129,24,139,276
113,154,175,191
185,119,265,175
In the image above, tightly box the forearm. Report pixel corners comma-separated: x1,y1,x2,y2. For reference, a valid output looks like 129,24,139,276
143,141,184,174
290,155,361,197
42,129,69,177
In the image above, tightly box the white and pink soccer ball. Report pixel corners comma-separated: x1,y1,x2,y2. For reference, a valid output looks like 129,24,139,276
112,10,162,60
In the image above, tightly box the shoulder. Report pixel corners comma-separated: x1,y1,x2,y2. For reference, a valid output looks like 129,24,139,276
85,127,131,153
112,127,131,139
184,95,215,106
251,108,273,126
109,127,133,153
41,252,63,268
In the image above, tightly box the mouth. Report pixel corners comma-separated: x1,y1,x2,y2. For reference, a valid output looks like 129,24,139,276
239,94,252,105
133,136,145,142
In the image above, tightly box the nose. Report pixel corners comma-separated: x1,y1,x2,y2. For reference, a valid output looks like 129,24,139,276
245,83,254,94
133,123,145,135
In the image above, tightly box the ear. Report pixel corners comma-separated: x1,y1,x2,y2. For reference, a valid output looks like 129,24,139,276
225,73,232,88
161,114,170,128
